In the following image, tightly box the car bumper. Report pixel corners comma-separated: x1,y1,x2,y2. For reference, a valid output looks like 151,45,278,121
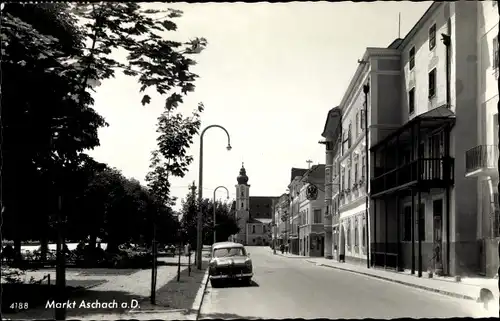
210,272,253,280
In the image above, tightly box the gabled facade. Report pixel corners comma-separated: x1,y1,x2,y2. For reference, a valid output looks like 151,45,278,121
297,164,326,257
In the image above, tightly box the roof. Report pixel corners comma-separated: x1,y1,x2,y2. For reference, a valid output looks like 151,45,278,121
253,218,272,224
387,38,403,49
321,107,342,139
300,164,325,183
249,196,279,219
290,168,308,182
370,106,455,151
212,242,244,250
397,2,440,50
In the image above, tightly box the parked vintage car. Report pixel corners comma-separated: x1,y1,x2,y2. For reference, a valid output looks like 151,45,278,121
209,242,253,287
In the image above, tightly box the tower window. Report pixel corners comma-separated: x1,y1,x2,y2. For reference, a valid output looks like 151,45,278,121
241,190,244,197
241,202,244,209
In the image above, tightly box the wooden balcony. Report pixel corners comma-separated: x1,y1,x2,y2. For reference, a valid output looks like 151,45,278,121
465,145,498,177
370,157,454,198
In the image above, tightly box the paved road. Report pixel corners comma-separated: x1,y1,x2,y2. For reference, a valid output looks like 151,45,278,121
199,247,486,319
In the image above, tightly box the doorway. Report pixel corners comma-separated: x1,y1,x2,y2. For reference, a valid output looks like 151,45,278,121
339,225,346,262
432,199,443,274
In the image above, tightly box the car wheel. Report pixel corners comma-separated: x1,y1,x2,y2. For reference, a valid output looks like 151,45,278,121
242,277,252,286
210,279,221,288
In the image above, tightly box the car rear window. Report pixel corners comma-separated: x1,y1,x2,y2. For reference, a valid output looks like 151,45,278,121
213,247,246,258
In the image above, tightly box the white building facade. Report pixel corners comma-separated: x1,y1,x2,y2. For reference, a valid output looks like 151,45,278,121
297,165,326,257
322,1,486,277
465,1,500,277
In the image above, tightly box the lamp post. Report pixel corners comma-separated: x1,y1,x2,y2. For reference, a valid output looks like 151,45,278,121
196,125,232,270
213,186,230,244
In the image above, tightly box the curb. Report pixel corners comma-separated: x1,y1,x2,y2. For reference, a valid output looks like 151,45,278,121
306,260,477,301
193,269,210,320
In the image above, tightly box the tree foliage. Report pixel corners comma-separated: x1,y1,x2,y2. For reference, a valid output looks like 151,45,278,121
180,191,240,247
0,2,206,256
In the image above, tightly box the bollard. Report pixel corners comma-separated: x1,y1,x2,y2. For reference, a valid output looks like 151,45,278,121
188,251,191,276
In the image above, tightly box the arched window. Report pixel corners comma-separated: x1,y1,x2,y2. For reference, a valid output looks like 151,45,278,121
346,221,351,251
362,217,367,254
241,202,244,209
354,217,359,253
252,225,256,234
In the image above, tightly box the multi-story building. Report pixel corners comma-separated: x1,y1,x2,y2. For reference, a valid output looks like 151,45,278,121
233,163,278,246
288,168,308,254
370,1,478,277
297,164,326,257
321,42,402,265
321,0,483,277
465,1,499,277
275,193,290,247
321,107,342,260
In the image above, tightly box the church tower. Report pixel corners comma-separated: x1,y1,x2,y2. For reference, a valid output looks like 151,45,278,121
235,163,250,244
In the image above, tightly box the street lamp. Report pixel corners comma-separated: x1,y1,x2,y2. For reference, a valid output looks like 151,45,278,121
196,125,232,270
213,186,230,244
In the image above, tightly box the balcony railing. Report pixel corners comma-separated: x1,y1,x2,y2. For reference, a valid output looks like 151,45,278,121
465,145,498,176
371,157,454,196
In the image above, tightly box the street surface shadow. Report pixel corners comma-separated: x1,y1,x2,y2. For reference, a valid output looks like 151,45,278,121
77,269,139,276
214,279,259,288
199,312,257,319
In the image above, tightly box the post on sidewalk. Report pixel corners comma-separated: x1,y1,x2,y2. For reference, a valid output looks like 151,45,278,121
55,195,66,320
177,241,182,282
188,248,191,276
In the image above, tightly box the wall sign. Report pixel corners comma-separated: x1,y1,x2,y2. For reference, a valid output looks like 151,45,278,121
306,184,319,200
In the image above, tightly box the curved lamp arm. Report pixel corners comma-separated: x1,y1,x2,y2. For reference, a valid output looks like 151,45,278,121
214,186,230,200
201,125,232,151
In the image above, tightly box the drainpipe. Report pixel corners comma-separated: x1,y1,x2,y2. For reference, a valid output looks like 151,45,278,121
363,83,371,269
497,3,500,318
441,31,451,276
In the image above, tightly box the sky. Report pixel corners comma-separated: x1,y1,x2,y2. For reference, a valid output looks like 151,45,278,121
88,1,432,211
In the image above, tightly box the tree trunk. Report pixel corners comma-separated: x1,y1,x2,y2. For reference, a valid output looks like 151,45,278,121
40,235,48,261
106,240,119,253
89,233,97,249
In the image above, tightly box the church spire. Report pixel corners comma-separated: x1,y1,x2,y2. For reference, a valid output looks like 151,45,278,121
237,163,249,185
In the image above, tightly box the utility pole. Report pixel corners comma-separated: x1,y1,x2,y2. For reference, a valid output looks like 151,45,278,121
189,182,197,265
306,160,313,169
150,211,157,304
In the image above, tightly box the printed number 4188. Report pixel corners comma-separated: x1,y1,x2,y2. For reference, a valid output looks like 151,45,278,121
11,302,29,310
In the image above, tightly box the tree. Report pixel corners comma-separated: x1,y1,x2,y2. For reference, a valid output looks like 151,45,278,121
1,2,207,259
180,195,240,246
1,3,106,259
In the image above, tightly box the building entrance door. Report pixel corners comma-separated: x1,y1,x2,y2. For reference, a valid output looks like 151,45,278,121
432,199,443,275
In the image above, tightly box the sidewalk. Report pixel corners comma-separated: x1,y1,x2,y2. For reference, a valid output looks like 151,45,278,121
3,254,198,320
275,251,498,303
